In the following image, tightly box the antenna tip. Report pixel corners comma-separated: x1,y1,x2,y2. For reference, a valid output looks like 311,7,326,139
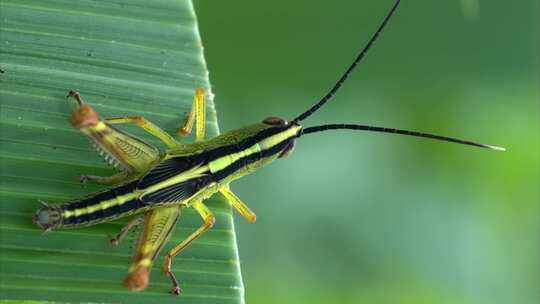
487,145,506,152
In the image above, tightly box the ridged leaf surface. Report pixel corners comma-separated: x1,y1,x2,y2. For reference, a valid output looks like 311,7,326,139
0,1,244,303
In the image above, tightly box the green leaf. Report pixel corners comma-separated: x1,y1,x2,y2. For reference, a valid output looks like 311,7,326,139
0,1,244,303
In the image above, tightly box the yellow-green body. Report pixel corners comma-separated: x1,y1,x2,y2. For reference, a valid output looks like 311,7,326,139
34,89,300,293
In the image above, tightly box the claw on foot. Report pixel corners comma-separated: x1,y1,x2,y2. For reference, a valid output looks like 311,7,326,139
110,237,120,247
178,127,190,136
79,175,89,185
66,90,84,105
171,286,182,295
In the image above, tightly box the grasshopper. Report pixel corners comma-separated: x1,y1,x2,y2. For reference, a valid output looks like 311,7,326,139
33,0,504,295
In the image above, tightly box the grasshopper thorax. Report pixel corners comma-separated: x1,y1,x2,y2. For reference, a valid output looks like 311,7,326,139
262,116,298,158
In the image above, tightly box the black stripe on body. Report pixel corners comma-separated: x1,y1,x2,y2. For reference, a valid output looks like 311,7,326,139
140,175,212,204
60,180,143,226
206,126,285,161
138,157,202,188
213,137,290,181
136,126,294,206
62,198,145,226
63,180,138,211
138,126,288,189
139,138,290,205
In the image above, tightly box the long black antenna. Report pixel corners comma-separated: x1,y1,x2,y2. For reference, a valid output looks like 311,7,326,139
292,0,401,123
299,124,506,151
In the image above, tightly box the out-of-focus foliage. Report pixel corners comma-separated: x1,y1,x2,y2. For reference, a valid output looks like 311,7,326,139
196,1,538,304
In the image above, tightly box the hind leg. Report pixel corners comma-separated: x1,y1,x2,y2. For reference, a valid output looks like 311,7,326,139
67,91,162,183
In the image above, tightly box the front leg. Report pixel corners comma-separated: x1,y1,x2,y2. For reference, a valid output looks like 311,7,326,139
219,186,256,222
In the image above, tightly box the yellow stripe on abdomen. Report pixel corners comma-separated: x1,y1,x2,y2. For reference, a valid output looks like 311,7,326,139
62,192,139,219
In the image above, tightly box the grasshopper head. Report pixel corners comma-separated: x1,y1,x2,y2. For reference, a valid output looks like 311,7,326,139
262,116,300,158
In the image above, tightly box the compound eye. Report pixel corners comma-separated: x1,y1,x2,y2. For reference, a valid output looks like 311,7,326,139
262,116,288,127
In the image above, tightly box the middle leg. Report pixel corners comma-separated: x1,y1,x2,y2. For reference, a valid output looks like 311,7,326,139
219,186,257,222
163,201,215,294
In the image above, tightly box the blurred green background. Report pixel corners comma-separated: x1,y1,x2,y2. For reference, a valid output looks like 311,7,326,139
194,1,538,304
